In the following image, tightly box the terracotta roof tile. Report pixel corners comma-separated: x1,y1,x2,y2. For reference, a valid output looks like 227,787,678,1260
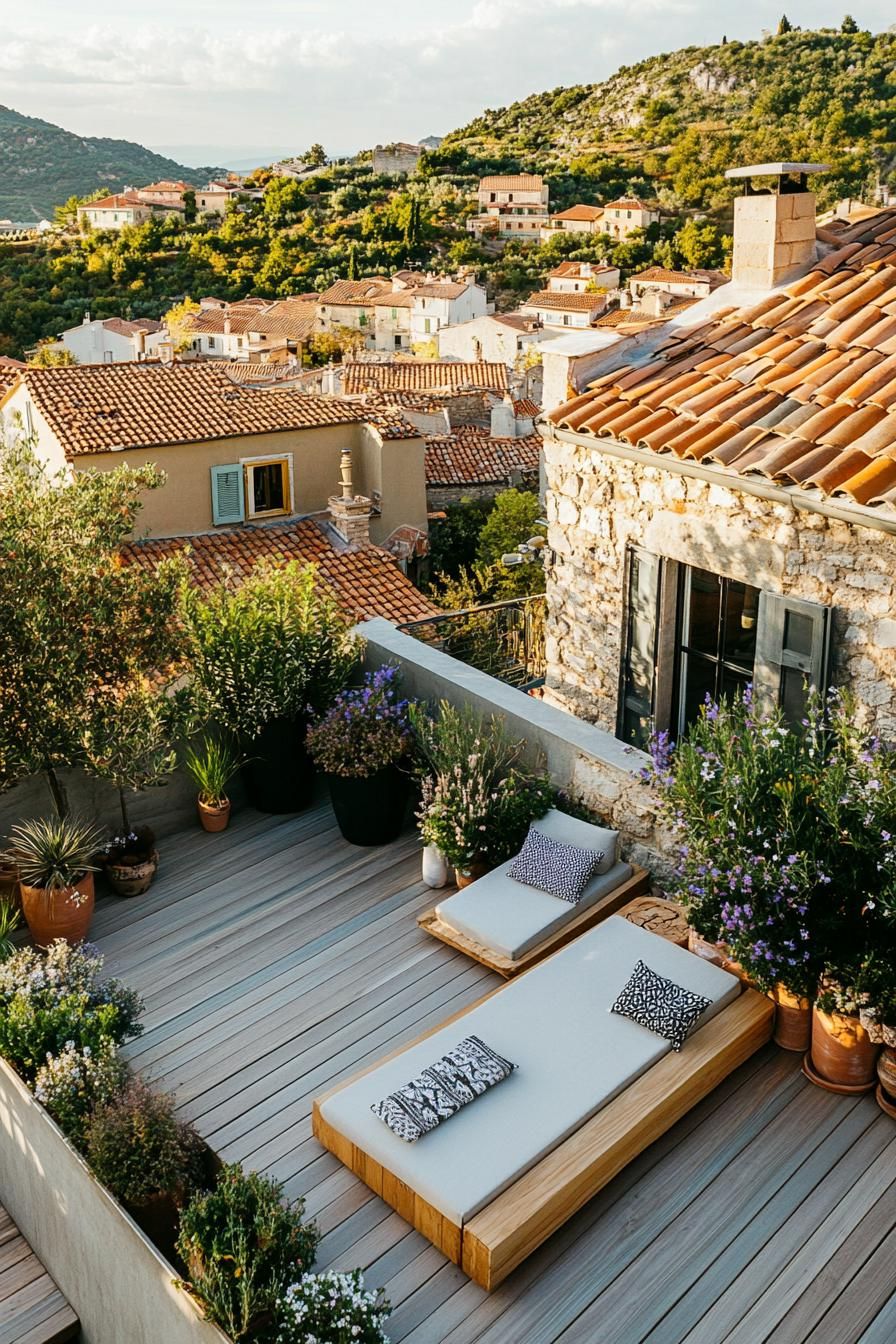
546,204,896,513
4,362,367,456
424,427,540,486
342,360,508,395
120,519,437,623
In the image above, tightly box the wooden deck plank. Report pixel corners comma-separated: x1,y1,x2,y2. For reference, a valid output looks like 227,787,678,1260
0,1206,77,1344
85,804,896,1344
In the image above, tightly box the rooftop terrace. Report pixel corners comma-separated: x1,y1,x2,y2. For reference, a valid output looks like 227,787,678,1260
88,802,896,1344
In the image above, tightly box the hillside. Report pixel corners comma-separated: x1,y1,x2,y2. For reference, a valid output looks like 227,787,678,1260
0,106,224,220
433,25,896,213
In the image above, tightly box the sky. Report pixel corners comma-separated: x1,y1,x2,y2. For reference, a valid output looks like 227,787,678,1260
1,0,893,167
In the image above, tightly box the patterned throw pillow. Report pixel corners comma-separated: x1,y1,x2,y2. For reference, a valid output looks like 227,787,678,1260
610,960,711,1052
371,1035,516,1142
507,826,604,903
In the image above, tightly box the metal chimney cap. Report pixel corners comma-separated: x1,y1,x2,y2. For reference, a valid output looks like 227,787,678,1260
725,162,829,179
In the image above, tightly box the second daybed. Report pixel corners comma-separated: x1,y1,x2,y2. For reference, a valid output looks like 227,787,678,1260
313,914,774,1289
418,807,650,975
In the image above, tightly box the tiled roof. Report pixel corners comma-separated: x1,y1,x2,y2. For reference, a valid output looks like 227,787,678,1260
604,198,654,211
551,205,604,222
370,290,416,309
548,261,617,279
425,426,541,486
188,305,268,335
101,317,163,338
6,362,367,455
120,519,438,623
318,279,392,305
247,307,317,341
513,397,540,418
522,291,605,312
139,181,191,192
631,267,706,285
342,360,509,394
548,206,896,511
79,194,146,210
479,175,544,191
591,299,698,330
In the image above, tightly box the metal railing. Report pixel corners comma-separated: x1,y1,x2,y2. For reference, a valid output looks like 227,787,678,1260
397,594,546,690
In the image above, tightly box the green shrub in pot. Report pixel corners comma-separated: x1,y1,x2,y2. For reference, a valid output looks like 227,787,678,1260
85,1076,204,1206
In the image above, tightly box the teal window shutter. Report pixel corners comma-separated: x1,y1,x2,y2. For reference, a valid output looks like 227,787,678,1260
210,464,244,525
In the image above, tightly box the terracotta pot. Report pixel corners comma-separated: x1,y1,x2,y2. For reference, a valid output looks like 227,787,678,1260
106,852,158,898
0,857,21,912
877,1045,896,1101
770,984,812,1053
810,1005,880,1089
19,871,94,946
456,860,488,889
198,797,231,833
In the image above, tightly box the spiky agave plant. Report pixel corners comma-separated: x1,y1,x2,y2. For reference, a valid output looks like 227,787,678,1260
8,815,102,891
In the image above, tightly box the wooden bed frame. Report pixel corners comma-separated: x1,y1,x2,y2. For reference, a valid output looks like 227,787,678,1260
416,865,651,977
312,977,774,1290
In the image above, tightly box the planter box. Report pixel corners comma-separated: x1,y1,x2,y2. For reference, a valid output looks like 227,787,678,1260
0,1056,229,1344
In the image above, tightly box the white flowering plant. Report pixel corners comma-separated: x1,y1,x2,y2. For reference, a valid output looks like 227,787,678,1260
277,1270,390,1344
34,1038,129,1146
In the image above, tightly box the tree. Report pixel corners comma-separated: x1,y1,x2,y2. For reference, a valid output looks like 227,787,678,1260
0,441,187,817
841,14,859,32
346,243,359,281
183,189,197,225
777,14,793,34
81,680,185,835
29,344,77,367
477,489,544,568
305,144,327,168
161,297,201,353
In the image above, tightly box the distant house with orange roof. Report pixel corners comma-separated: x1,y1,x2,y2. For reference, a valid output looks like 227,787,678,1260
601,197,661,239
468,174,550,240
540,204,606,240
77,194,153,231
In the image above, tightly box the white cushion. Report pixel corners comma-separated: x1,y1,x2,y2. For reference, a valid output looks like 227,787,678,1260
434,809,627,961
319,916,740,1225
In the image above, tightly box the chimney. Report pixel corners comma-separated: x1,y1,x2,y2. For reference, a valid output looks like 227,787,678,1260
328,449,372,546
490,393,517,439
157,339,174,365
726,162,828,290
639,289,668,319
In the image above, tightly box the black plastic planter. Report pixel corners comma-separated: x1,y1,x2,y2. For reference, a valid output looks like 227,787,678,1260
326,765,411,846
242,716,315,814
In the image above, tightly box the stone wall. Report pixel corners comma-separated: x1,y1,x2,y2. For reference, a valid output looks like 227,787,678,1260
542,434,896,738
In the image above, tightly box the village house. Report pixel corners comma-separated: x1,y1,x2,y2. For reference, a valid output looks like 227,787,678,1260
628,266,717,303
424,423,541,507
540,204,606,240
316,274,488,352
467,174,550,239
520,289,608,329
438,311,549,367
77,193,153,231
0,361,429,552
546,260,622,294
42,315,166,364
184,297,317,363
196,177,263,217
539,163,896,751
135,181,192,210
601,197,661,239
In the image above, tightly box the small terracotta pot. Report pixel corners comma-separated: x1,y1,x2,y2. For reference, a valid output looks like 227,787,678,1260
770,984,812,1053
19,872,94,946
106,852,158,898
810,1005,880,1090
456,860,488,889
198,797,231,833
877,1045,896,1101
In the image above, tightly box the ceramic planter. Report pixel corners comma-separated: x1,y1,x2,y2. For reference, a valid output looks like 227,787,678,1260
242,716,315,814
106,852,158,898
770,984,812,1053
198,797,231,833
326,765,410,846
19,871,94,946
809,1005,880,1091
456,859,489,889
877,1045,896,1101
422,844,450,889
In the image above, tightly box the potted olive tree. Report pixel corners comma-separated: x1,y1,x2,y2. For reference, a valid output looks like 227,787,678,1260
186,563,360,814
0,440,186,819
307,666,413,846
82,680,184,896
5,816,103,945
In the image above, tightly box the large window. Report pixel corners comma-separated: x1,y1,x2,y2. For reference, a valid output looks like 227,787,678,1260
246,459,290,518
209,456,292,526
617,549,831,746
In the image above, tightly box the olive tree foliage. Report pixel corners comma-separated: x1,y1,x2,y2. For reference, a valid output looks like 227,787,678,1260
0,439,188,815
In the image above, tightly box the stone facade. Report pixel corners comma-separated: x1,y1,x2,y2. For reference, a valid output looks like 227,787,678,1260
542,435,896,739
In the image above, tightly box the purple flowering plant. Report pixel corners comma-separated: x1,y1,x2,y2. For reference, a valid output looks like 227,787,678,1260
646,687,896,998
306,665,412,779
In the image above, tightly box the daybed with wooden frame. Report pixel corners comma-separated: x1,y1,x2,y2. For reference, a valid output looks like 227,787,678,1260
417,807,651,977
312,916,774,1290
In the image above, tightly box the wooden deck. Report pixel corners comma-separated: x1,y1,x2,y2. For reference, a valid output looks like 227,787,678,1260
89,804,896,1344
0,1206,78,1344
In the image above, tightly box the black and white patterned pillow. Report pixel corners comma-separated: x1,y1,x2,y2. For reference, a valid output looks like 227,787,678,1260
610,960,711,1052
371,1035,516,1142
507,826,604,903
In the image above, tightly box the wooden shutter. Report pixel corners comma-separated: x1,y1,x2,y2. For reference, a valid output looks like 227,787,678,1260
754,592,831,722
618,547,662,747
210,464,244,525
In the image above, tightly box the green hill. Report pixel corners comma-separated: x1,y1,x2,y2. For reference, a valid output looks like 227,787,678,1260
432,25,896,212
0,106,224,220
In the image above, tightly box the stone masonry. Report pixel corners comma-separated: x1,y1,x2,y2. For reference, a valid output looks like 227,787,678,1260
542,435,896,740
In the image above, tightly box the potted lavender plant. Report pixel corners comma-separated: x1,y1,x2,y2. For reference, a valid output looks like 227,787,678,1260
307,666,413,846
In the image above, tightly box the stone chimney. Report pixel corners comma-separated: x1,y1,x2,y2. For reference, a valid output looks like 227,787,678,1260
639,289,668,319
328,449,372,546
490,393,517,439
726,162,828,290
